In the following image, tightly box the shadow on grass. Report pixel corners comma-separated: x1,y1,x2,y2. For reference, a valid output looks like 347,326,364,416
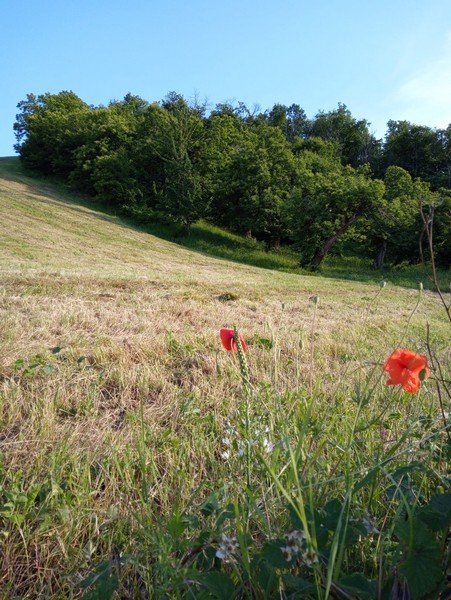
1,157,449,291
311,255,450,291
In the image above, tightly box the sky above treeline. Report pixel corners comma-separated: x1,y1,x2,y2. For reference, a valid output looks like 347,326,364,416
1,0,451,156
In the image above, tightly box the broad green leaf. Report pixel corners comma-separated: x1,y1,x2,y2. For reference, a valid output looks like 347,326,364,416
200,493,220,516
80,560,119,600
416,493,451,532
283,574,314,595
167,513,187,538
395,518,443,599
337,573,377,600
260,539,291,568
250,556,278,596
195,571,236,599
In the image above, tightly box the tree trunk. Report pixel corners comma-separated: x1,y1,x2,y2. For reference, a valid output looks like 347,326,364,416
373,239,387,270
308,211,361,270
267,236,281,252
244,229,253,239
418,222,427,265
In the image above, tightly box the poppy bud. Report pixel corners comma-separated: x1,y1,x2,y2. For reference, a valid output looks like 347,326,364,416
220,328,247,352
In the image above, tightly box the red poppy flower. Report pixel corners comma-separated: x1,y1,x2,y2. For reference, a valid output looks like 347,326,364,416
220,328,247,352
383,349,430,394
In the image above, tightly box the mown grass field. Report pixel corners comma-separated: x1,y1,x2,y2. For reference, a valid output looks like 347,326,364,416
0,157,449,599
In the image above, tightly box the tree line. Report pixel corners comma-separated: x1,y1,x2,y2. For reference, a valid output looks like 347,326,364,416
13,91,451,269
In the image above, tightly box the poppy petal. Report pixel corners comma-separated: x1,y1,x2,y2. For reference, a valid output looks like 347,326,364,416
220,328,234,351
404,353,428,373
401,372,421,393
383,355,405,384
384,363,405,385
384,348,429,393
384,349,404,368
238,335,247,352
219,328,247,352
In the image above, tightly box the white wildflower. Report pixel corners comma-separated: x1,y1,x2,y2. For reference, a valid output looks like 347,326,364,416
286,529,305,543
263,438,275,454
281,545,296,562
281,529,305,561
302,549,319,566
216,534,239,562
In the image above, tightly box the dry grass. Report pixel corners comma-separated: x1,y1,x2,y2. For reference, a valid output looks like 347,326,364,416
0,158,449,597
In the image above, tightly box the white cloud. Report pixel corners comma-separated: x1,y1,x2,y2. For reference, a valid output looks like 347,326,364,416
394,30,451,129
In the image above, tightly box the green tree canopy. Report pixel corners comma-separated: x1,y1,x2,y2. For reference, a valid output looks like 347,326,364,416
383,120,444,187
310,103,381,169
285,146,385,268
206,114,296,243
14,91,90,175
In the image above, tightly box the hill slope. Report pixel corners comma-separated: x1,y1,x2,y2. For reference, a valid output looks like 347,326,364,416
1,157,447,355
0,157,449,597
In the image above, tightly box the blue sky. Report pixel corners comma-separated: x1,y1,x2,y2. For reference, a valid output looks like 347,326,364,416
1,0,451,156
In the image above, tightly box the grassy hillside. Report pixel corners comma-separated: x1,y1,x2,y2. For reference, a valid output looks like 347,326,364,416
1,157,447,290
0,157,449,598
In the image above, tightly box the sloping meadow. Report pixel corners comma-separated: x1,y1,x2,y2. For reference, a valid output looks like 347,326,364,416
0,161,449,598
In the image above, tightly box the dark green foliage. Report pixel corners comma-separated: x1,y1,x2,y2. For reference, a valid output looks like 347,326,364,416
383,120,447,188
191,571,236,599
69,103,143,202
265,102,310,142
137,96,209,228
394,517,443,599
416,492,451,531
13,90,451,270
362,166,431,268
309,103,382,169
434,189,451,267
15,91,90,175
337,574,377,599
285,146,385,268
78,484,450,599
79,554,129,599
206,115,295,241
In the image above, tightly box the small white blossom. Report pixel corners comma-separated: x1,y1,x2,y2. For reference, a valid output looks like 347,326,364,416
216,534,239,561
263,438,275,454
302,549,319,566
220,451,230,460
281,529,305,561
281,545,296,562
286,529,305,543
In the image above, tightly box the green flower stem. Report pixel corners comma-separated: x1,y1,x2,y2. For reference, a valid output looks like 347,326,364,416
234,327,252,506
234,327,250,392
